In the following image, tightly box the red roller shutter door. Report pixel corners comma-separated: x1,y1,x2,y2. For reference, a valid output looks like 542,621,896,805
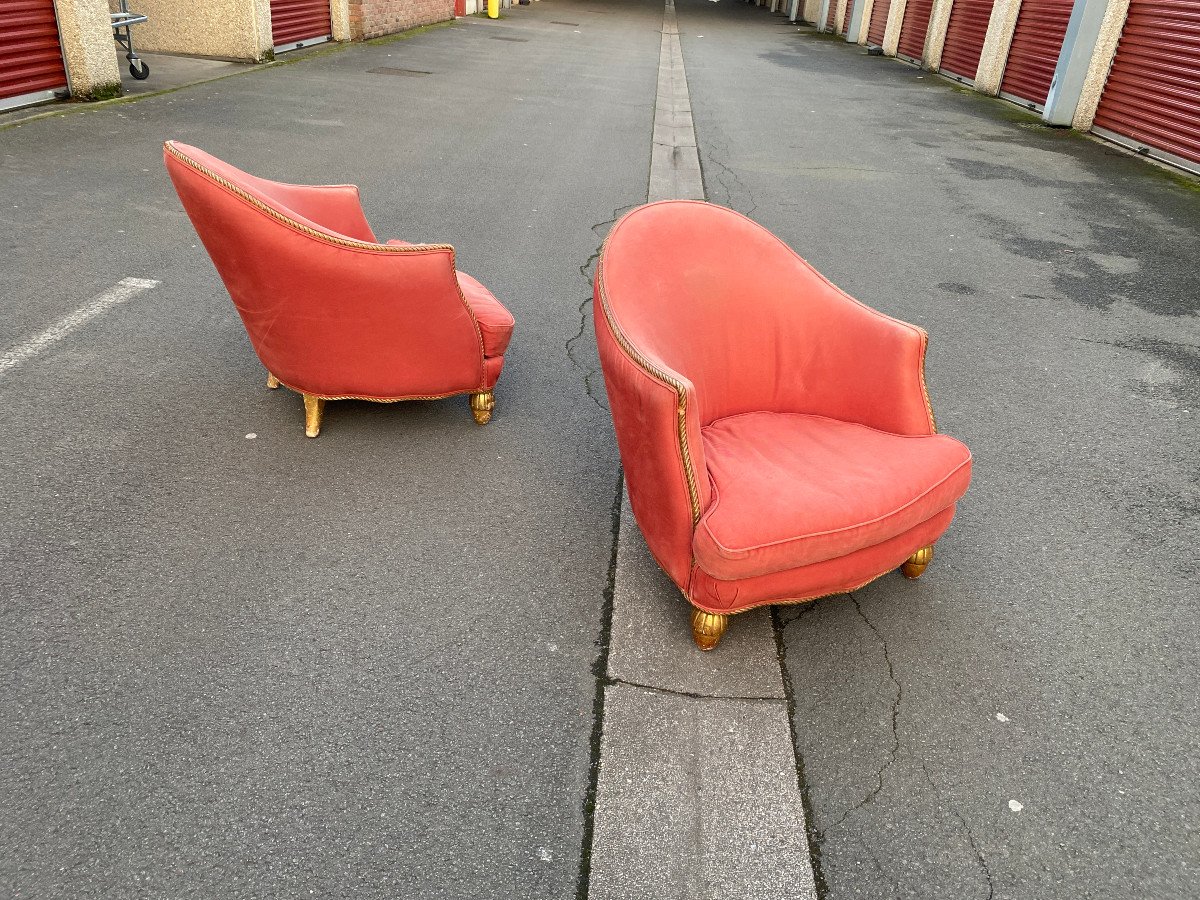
826,0,838,30
868,0,893,47
940,0,996,82
0,0,67,108
271,0,332,51
999,0,1074,108
839,0,852,35
1092,0,1200,172
897,0,935,62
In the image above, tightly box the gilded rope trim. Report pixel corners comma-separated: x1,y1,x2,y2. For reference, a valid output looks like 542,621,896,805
276,379,486,403
685,559,905,617
595,255,703,525
916,329,938,434
165,142,453,255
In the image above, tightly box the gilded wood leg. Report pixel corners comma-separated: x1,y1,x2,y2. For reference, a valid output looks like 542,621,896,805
303,394,325,438
469,390,495,425
691,609,729,651
266,372,280,389
901,545,934,579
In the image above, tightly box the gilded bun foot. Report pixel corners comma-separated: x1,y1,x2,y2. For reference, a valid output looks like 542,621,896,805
303,394,325,438
691,610,729,651
901,545,934,579
469,390,495,425
266,372,280,389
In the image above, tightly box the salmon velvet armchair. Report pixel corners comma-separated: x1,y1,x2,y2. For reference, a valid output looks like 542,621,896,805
164,141,514,436
594,202,972,650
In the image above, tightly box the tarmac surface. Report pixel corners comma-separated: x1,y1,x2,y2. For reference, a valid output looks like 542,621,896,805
2,1,1198,899
673,4,1199,899
2,5,659,897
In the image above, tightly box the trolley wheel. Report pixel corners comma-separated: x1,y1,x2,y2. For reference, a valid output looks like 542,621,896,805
129,59,149,80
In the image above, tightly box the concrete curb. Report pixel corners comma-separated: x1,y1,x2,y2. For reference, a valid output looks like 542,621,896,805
588,8,816,867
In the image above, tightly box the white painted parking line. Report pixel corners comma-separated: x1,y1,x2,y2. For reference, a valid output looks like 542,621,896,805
0,278,160,378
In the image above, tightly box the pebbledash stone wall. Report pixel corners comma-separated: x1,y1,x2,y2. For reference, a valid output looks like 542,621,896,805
109,0,273,61
349,0,455,41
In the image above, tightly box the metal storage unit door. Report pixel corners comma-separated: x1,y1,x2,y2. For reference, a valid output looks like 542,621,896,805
825,0,839,31
271,0,332,52
868,0,894,47
1092,0,1200,172
999,0,1074,108
0,0,68,110
940,0,997,82
897,0,935,61
839,0,853,35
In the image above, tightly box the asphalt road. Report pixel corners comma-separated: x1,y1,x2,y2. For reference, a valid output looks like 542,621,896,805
672,3,1199,898
1,4,660,897
3,2,1198,899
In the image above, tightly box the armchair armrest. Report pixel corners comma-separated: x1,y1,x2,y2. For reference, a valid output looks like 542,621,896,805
236,237,486,399
775,254,936,436
594,270,711,589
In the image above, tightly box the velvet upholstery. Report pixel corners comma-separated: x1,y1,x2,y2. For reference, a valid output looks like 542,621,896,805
164,141,513,404
594,201,971,616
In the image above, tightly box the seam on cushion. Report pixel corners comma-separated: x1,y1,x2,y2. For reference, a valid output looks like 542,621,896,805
695,479,723,554
686,505,958,614
702,411,957,441
475,314,515,328
457,273,516,328
687,555,903,615
697,455,972,562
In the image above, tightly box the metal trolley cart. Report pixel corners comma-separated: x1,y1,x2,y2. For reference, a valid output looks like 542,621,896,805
111,0,150,81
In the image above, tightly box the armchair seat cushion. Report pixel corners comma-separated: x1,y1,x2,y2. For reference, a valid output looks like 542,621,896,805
693,412,972,581
457,271,514,358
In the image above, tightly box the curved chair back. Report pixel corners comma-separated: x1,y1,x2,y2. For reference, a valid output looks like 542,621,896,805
165,142,486,399
598,201,906,426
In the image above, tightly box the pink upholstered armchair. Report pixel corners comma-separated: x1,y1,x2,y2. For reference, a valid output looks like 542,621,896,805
164,141,514,436
594,201,972,650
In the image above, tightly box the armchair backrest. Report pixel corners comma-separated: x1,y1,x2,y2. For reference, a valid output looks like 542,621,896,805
164,141,486,399
597,201,925,429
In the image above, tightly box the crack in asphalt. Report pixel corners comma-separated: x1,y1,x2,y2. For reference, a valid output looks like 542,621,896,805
691,117,758,216
567,294,609,411
921,762,996,900
826,594,902,831
777,596,824,628
567,203,641,412
575,470,625,900
705,146,758,216
784,596,997,897
860,840,897,898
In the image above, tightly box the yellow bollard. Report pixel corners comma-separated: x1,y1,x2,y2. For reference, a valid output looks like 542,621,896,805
488,0,498,17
